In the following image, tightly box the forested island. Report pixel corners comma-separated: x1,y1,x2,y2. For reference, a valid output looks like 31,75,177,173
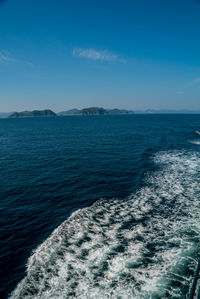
58,107,135,116
2,107,200,118
8,107,134,118
9,110,57,118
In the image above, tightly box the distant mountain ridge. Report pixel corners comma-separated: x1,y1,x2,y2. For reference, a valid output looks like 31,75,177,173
134,109,200,114
9,109,56,118
59,107,135,116
59,107,200,115
2,108,200,118
77,107,107,115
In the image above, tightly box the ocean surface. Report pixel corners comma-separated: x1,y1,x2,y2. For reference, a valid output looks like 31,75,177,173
0,114,200,298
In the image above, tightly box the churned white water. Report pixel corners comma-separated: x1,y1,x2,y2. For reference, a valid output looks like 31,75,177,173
11,151,200,298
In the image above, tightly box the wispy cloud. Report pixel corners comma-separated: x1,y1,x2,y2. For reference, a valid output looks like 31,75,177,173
186,77,200,88
0,51,15,63
0,50,33,67
73,47,122,62
176,76,200,94
193,77,200,83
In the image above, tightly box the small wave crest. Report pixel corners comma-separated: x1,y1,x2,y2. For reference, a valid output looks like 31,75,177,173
190,139,200,145
10,151,200,298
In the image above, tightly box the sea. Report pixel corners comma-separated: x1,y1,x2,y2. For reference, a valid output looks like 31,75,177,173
0,114,200,299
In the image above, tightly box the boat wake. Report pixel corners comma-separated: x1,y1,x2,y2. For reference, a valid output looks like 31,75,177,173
11,151,200,298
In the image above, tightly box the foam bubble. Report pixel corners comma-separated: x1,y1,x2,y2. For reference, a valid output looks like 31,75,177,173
10,150,200,298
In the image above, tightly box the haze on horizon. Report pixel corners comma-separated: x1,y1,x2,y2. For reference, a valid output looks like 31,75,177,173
0,0,200,113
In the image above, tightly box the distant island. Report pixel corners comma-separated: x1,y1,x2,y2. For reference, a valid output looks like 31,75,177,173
9,109,56,118
58,107,200,116
1,107,200,118
58,107,135,116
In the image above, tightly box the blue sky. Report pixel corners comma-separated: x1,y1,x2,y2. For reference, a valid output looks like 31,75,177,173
0,0,200,112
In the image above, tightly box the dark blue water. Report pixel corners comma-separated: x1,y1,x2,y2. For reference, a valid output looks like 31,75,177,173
0,115,200,298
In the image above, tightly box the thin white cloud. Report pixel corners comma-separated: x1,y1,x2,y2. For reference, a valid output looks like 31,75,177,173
0,50,15,63
193,77,200,83
73,47,120,62
176,77,200,92
0,50,33,67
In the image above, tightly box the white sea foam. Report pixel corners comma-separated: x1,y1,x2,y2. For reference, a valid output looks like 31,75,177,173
190,139,200,145
10,150,200,298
